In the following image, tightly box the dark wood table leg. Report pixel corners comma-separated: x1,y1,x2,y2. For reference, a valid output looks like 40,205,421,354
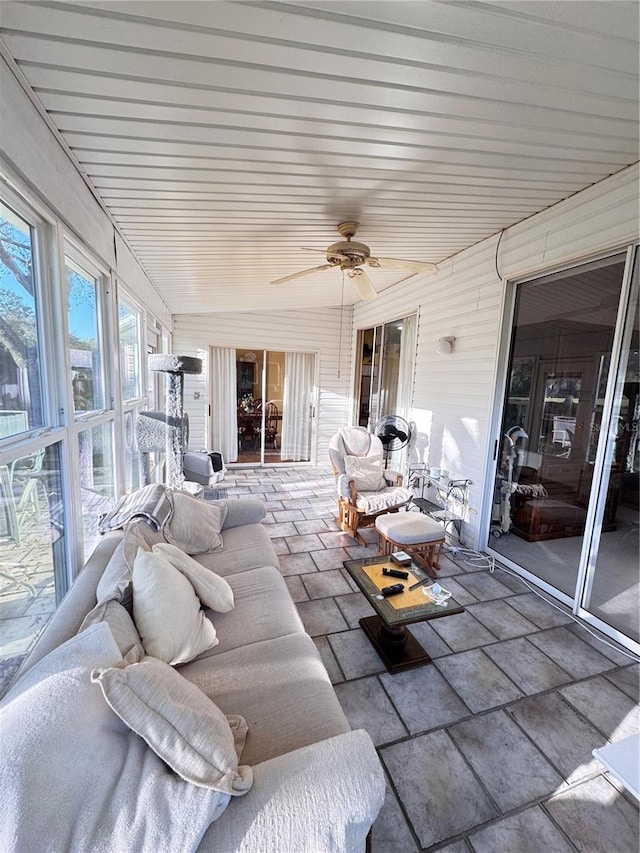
359,615,432,673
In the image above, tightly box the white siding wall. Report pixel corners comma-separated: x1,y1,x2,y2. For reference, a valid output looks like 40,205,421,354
0,58,171,328
354,163,639,547
172,308,353,464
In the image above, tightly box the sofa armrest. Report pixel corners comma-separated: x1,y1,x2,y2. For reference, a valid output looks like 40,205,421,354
221,498,266,529
199,730,385,853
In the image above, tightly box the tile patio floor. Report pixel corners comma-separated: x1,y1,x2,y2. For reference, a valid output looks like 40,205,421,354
1,464,638,851
226,465,639,853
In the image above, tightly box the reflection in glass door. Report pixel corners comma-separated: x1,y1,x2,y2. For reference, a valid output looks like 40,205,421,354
578,257,639,644
489,251,639,650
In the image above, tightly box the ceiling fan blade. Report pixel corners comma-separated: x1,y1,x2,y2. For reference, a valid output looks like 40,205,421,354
347,268,377,300
368,256,438,275
300,247,328,253
271,264,333,285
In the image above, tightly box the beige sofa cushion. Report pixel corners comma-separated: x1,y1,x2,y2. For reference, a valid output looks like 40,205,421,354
179,633,351,766
152,543,234,613
132,549,218,665
92,656,252,795
79,599,143,657
192,566,304,660
165,491,228,554
194,523,278,577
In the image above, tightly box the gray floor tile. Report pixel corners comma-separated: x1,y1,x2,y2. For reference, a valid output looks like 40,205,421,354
296,598,348,636
546,775,639,853
449,709,564,812
312,636,344,684
380,664,469,734
265,521,299,538
371,782,419,853
318,530,357,549
528,626,615,679
439,842,471,853
567,622,634,666
407,620,453,658
429,610,498,652
334,591,376,628
454,571,514,601
466,599,538,640
490,567,530,593
435,649,523,713
293,518,331,535
334,676,407,745
507,691,604,784
285,533,324,553
272,509,307,522
270,537,289,556
283,575,309,602
310,547,351,571
468,805,574,853
277,552,318,576
382,730,497,848
484,637,572,694
301,569,353,599
604,663,640,702
559,676,640,743
434,554,466,577
345,543,379,559
328,629,386,679
435,577,480,606
508,592,573,629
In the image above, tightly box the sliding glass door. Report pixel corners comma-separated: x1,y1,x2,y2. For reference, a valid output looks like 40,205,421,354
356,315,417,429
489,249,639,649
211,347,316,465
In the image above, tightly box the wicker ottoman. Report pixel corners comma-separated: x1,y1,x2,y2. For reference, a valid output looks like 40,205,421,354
375,512,446,577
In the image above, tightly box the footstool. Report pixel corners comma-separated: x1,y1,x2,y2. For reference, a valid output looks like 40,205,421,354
375,512,446,577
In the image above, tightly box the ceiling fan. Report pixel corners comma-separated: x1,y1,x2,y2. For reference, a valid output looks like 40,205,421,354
271,221,438,300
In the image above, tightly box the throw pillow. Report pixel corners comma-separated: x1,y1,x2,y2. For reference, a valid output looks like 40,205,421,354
132,548,218,665
344,454,387,491
164,491,228,555
0,623,229,852
95,540,133,609
152,543,234,613
92,656,252,794
79,599,143,657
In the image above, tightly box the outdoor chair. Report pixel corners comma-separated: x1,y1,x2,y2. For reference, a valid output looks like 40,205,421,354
329,426,412,544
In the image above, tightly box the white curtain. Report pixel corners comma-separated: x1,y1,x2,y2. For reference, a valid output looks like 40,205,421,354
210,347,238,463
281,352,315,461
397,315,417,420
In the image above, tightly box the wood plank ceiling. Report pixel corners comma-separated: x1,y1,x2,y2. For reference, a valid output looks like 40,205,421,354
0,0,638,313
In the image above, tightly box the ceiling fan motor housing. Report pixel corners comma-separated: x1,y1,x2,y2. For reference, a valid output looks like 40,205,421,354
326,240,370,267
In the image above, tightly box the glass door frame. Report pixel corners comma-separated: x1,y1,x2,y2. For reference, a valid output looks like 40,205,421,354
574,245,638,648
482,244,639,654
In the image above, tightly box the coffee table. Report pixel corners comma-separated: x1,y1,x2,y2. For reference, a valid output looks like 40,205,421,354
343,555,464,673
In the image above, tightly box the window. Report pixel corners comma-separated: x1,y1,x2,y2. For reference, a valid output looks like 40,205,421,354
65,256,104,414
119,297,141,403
0,202,45,437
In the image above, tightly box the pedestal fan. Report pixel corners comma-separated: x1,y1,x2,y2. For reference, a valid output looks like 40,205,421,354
374,415,412,468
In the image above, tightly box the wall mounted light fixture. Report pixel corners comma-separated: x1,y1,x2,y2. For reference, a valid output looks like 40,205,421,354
435,336,456,355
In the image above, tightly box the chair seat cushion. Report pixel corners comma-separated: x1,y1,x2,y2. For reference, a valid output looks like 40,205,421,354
355,487,412,515
376,511,445,544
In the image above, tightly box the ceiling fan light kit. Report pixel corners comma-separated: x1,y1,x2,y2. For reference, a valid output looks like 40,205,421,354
271,222,437,299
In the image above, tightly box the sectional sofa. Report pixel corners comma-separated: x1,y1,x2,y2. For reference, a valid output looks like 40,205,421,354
1,490,385,852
